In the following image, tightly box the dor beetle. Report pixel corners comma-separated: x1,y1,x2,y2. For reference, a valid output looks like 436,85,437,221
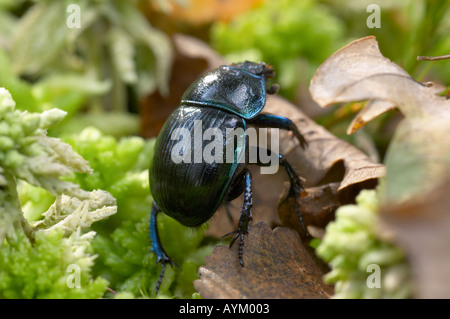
149,61,308,293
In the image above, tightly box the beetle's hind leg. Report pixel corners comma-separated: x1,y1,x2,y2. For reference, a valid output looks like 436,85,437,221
253,147,308,237
222,168,253,267
149,201,179,294
278,153,308,236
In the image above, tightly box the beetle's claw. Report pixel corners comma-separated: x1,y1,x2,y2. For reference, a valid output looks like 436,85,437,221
155,254,178,295
223,227,248,267
291,127,308,150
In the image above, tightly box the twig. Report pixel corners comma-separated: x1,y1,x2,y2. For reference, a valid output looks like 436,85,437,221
417,54,450,61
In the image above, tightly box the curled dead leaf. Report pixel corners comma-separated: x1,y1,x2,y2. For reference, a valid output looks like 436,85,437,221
347,100,396,135
309,35,450,203
381,177,450,298
194,222,332,299
309,36,450,132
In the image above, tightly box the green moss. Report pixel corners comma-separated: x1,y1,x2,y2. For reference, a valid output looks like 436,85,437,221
0,229,108,298
316,190,413,299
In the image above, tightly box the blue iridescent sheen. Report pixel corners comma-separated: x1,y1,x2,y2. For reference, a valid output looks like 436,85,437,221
181,65,266,119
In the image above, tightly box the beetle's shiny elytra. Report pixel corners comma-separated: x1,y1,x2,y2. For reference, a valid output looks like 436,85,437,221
149,61,308,294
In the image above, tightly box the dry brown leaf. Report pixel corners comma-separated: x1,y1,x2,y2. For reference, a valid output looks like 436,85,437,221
194,222,333,299
347,100,396,135
309,35,450,203
309,36,410,107
381,177,450,298
309,36,450,132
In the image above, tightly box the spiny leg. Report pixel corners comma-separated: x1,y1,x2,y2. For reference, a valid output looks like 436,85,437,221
222,168,248,226
247,113,308,235
278,153,308,236
222,168,253,267
247,113,308,149
149,201,178,294
254,147,308,236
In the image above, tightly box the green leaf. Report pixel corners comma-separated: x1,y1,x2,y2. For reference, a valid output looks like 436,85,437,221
108,27,138,85
105,0,173,96
11,2,70,75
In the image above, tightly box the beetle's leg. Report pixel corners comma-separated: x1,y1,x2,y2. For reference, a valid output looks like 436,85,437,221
149,201,178,294
247,113,308,149
254,147,308,236
278,153,308,236
223,169,248,226
222,169,253,267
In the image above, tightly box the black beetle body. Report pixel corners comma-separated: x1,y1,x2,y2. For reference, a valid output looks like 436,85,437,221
151,105,246,227
149,61,308,293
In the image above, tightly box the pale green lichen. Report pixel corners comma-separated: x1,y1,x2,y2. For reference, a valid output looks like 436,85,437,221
0,87,116,241
0,87,116,298
0,88,92,202
33,190,117,235
315,189,413,299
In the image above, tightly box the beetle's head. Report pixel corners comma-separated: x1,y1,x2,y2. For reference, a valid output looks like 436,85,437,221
231,61,275,80
231,61,278,94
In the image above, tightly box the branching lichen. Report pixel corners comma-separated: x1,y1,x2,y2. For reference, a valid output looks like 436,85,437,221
0,87,116,298
0,87,116,240
315,189,413,299
33,190,116,235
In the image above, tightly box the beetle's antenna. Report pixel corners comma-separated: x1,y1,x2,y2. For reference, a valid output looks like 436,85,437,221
266,83,279,95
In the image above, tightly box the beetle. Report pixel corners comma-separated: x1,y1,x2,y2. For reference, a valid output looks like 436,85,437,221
149,61,308,293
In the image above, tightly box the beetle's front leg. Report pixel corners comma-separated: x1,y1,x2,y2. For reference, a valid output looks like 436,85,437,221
222,169,253,267
247,113,308,149
149,201,178,294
